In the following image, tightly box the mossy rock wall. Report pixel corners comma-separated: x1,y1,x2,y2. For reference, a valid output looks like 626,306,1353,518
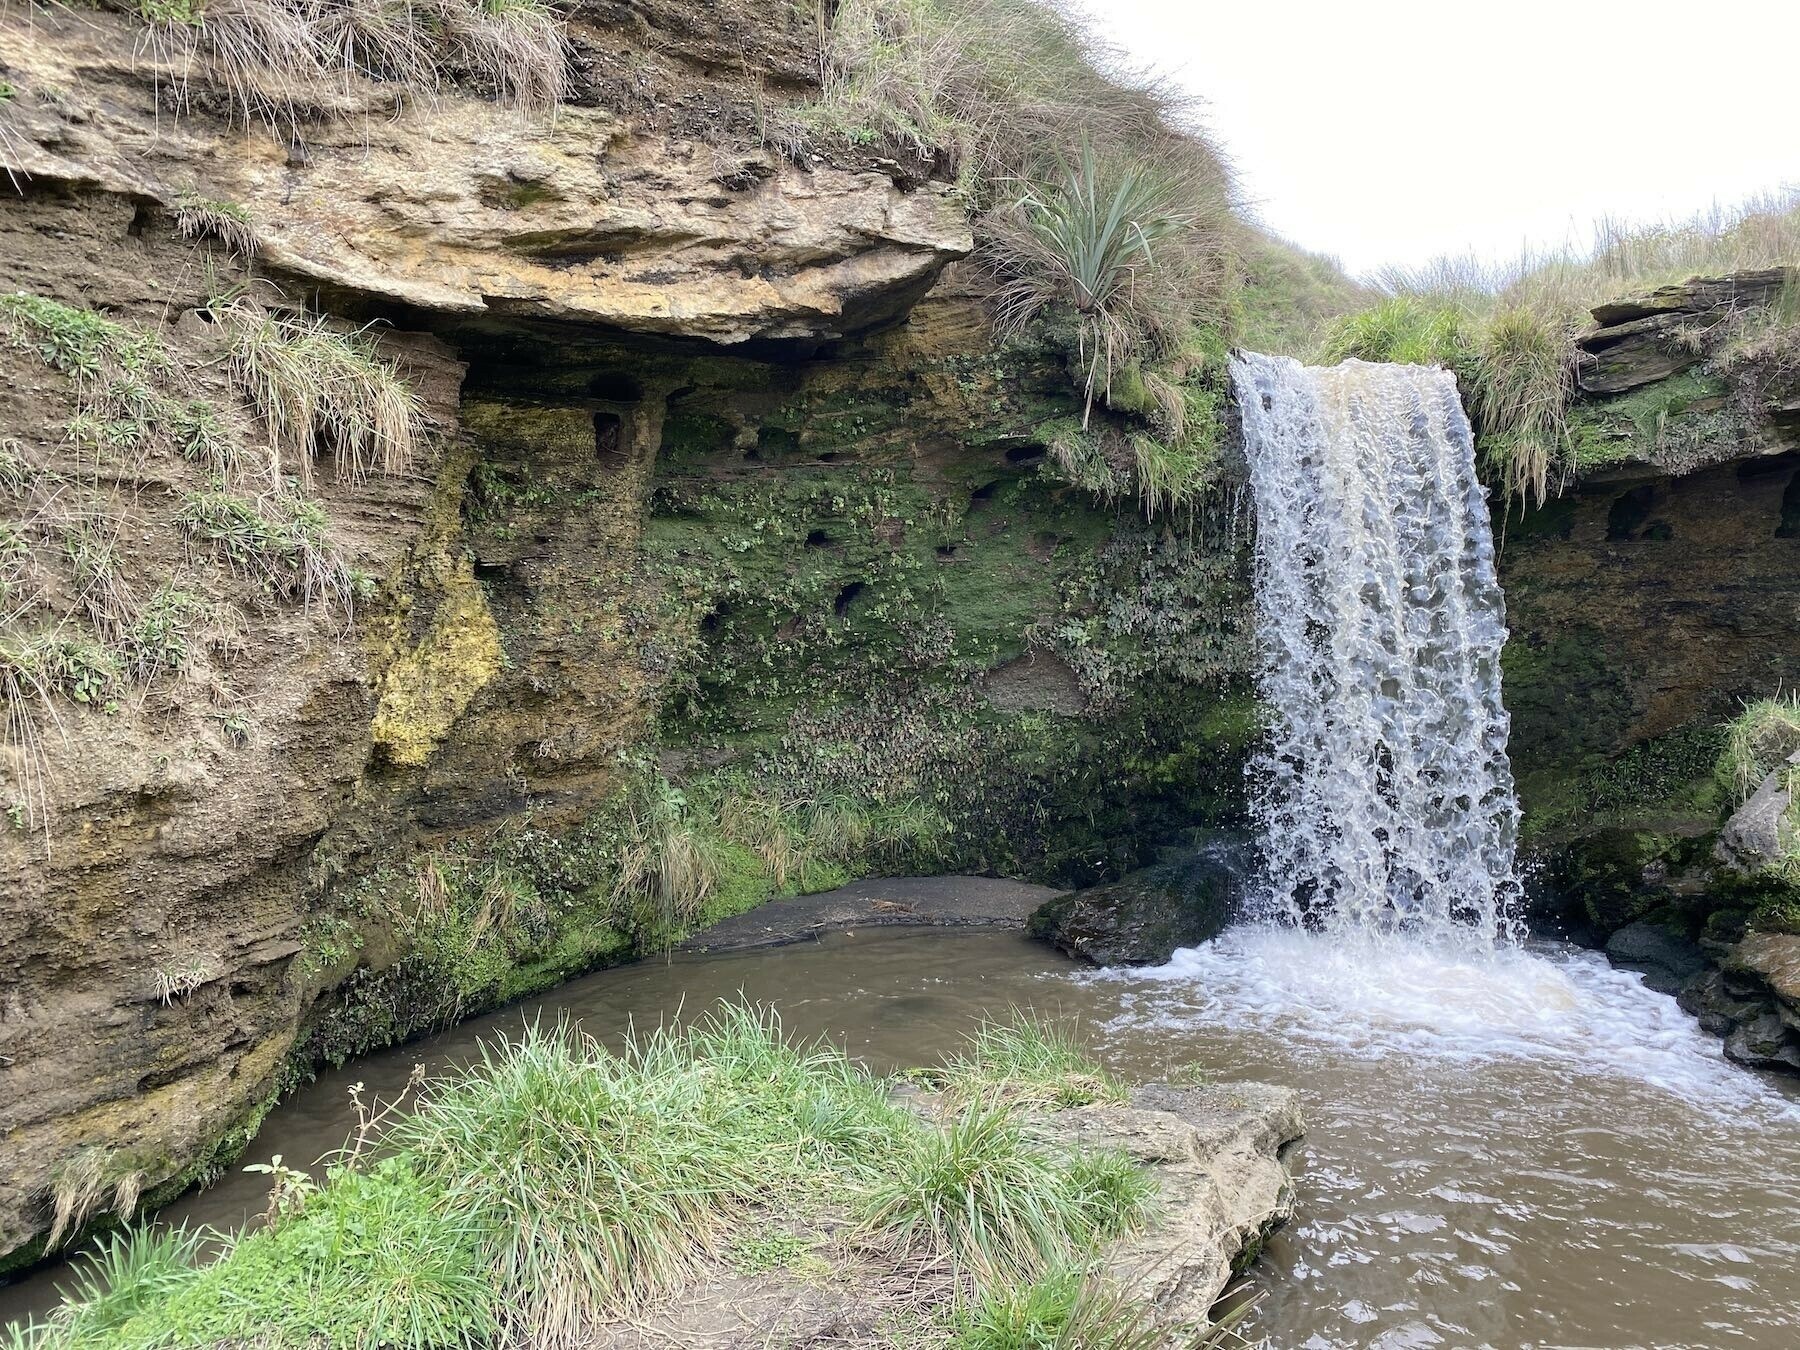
1498,427,1800,930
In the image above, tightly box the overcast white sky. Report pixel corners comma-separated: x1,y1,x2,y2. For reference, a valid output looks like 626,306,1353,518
1089,0,1800,279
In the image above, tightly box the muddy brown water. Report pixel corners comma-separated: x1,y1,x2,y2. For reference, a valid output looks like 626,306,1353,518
6,919,1800,1348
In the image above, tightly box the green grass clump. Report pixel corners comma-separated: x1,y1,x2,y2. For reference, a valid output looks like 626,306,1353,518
0,293,166,387
1718,694,1800,804
862,1101,1151,1282
1317,294,1465,368
955,1265,1183,1350
1469,304,1576,505
394,1026,739,1343
124,585,208,683
940,1011,1124,1108
176,488,362,616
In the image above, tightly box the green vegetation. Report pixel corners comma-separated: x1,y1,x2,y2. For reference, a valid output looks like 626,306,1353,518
936,1010,1124,1108
19,1010,1160,1350
1318,193,1800,504
785,0,1353,517
1713,697,1800,919
863,1101,1150,1282
1718,694,1800,805
171,193,256,256
222,302,425,488
127,0,570,123
0,288,425,830
292,766,951,1067
956,1266,1200,1350
985,142,1201,418
177,488,365,617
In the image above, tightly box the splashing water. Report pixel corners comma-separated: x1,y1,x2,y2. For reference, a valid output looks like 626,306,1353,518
1230,352,1521,945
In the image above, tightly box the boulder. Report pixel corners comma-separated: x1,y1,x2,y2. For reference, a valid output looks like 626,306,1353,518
1604,920,1709,995
1577,268,1794,395
1030,832,1250,966
1715,751,1800,875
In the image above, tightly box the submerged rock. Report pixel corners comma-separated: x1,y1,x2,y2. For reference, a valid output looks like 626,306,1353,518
1604,920,1710,996
1029,832,1251,966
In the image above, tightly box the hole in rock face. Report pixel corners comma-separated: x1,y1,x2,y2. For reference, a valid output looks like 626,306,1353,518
473,560,512,590
594,411,625,467
1640,519,1674,541
833,581,866,616
1005,444,1046,465
1605,484,1659,541
127,202,154,238
1778,472,1800,539
968,480,1003,511
758,426,800,456
589,372,643,403
805,529,834,549
700,602,734,637
817,451,841,463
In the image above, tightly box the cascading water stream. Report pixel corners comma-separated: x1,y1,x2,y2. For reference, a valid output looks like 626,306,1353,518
1230,351,1521,947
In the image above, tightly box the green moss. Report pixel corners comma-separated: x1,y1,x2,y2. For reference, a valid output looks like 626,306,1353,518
1567,371,1743,469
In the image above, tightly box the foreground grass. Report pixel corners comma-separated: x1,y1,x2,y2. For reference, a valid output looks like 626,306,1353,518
17,1010,1168,1350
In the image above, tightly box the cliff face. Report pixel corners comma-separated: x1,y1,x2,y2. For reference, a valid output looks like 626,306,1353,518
1499,271,1800,1068
0,4,1253,1266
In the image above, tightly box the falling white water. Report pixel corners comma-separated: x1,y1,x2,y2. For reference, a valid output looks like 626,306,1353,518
1229,352,1521,944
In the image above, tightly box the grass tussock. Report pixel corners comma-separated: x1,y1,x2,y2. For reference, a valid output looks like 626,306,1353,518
172,192,257,255
1320,192,1800,505
956,1264,1227,1349
1718,694,1800,805
862,1101,1151,1282
177,487,367,618
46,1148,146,1251
21,1007,1156,1350
222,301,425,488
132,0,570,126
938,1010,1124,1108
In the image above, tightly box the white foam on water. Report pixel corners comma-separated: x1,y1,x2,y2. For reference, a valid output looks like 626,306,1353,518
1087,925,1800,1121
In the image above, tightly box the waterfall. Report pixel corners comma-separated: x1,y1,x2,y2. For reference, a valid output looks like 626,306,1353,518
1229,352,1521,945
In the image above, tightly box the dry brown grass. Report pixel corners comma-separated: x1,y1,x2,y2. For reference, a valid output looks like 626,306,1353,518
131,0,570,127
222,299,425,488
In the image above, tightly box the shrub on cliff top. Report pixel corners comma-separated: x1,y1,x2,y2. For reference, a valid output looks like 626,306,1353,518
792,0,1238,469
1320,191,1800,505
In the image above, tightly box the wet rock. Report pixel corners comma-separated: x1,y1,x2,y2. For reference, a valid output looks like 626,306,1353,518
1672,934,1800,1072
1715,752,1800,876
1029,832,1250,966
1724,1012,1800,1073
1604,921,1710,995
1724,931,1800,1013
